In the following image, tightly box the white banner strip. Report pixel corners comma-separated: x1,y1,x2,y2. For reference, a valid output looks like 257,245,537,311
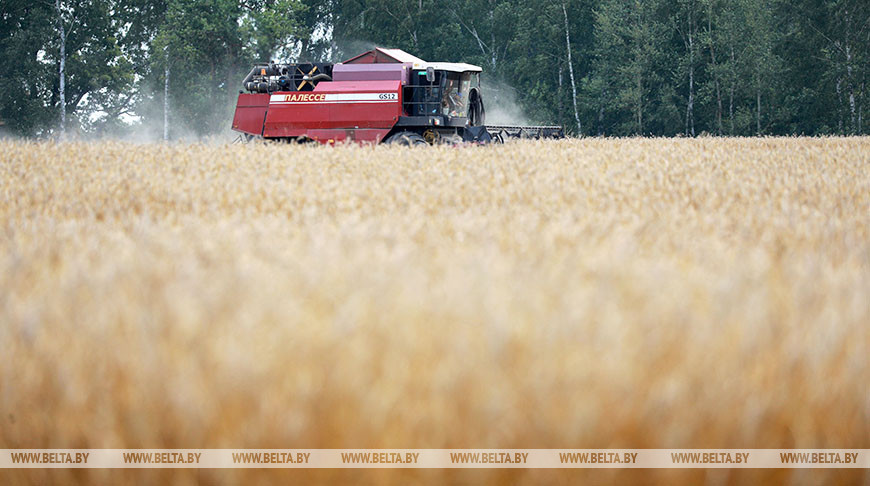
1,449,868,468
269,93,398,104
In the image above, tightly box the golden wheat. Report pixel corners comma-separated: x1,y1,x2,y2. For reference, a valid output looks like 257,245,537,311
1,138,868,484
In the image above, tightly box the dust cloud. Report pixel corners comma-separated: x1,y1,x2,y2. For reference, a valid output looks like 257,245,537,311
480,78,532,127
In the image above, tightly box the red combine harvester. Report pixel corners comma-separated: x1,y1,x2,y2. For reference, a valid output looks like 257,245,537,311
232,48,563,145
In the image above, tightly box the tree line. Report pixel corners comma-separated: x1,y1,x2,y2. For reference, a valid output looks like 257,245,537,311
1,0,867,138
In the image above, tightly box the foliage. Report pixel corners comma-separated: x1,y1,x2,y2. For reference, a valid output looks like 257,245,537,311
0,0,867,137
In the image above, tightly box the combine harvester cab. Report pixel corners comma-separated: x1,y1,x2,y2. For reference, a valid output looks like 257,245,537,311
232,48,563,145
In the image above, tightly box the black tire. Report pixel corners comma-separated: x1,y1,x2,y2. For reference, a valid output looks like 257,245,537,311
385,131,428,146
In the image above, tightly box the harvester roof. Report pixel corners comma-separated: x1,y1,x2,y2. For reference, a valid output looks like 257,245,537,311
341,47,482,74
342,47,424,65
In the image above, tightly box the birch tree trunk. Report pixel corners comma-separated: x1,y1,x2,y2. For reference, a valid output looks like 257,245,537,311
562,1,581,135
859,68,864,133
164,61,170,141
843,6,857,134
685,4,696,137
558,64,564,119
846,44,856,133
707,3,723,134
489,5,497,70
598,86,605,136
756,69,761,135
686,57,694,136
729,44,735,135
862,28,867,134
632,4,644,134
836,78,843,133
56,0,66,138
637,73,643,133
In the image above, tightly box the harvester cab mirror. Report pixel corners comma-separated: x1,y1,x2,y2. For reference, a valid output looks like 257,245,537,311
426,66,435,83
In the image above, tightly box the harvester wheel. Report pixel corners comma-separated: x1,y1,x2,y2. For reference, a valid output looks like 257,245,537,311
386,131,428,146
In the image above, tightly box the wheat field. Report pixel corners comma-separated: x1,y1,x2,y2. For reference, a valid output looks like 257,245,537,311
1,138,868,484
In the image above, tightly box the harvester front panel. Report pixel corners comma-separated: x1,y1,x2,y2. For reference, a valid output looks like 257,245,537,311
262,80,402,143
232,93,270,136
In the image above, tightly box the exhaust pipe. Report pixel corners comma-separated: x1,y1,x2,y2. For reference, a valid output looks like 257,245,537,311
304,73,332,83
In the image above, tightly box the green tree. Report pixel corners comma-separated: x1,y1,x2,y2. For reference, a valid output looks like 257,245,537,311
743,0,781,134
0,0,129,137
803,0,868,134
591,0,672,135
675,0,700,136
0,1,55,135
143,0,304,138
